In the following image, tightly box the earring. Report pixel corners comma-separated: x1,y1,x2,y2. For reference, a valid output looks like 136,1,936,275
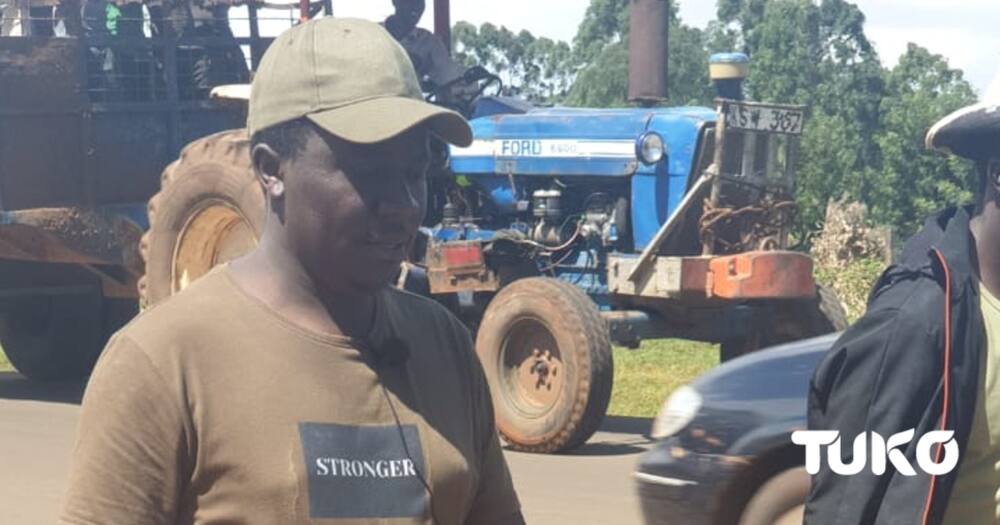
270,180,284,198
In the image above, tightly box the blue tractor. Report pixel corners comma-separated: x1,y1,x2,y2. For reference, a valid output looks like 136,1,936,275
397,51,847,452
143,49,844,454
0,0,844,453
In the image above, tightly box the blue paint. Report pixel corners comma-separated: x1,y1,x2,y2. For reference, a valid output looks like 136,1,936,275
632,110,714,250
436,103,718,309
472,177,520,213
710,52,749,65
430,225,498,243
553,249,609,306
449,105,715,251
452,107,713,178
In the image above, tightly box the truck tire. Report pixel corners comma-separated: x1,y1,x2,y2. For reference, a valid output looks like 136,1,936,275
0,292,137,381
476,277,613,453
139,129,264,307
738,467,809,525
721,285,847,362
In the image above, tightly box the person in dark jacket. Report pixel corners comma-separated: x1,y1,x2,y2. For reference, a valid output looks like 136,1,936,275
805,101,1000,525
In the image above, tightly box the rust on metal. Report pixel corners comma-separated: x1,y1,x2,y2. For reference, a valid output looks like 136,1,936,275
0,207,143,270
708,251,815,300
509,333,563,416
699,196,798,255
425,240,499,294
627,0,669,105
0,207,143,297
610,250,815,300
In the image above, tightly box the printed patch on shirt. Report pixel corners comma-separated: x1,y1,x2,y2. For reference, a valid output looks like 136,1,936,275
298,422,428,519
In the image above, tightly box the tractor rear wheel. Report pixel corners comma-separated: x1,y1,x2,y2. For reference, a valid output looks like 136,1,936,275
139,129,264,307
476,277,613,453
721,285,848,362
0,292,137,381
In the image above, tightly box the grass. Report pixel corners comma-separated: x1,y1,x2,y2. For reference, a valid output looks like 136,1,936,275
0,338,715,418
607,339,718,418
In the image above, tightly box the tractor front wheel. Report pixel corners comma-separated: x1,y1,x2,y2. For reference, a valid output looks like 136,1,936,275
476,277,613,453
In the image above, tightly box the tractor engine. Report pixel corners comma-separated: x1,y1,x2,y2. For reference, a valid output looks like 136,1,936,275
434,178,628,250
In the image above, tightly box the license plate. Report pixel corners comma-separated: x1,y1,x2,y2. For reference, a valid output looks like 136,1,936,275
724,102,805,135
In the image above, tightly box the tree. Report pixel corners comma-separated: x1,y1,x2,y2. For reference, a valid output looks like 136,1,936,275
718,0,885,238
451,0,981,238
867,44,977,235
453,22,575,104
565,0,713,107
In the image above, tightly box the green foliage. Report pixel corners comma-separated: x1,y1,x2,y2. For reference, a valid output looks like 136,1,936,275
453,21,575,104
565,0,712,108
814,258,886,322
867,44,978,236
452,0,981,238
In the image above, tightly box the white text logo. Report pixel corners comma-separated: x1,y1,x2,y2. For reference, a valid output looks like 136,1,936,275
791,430,959,476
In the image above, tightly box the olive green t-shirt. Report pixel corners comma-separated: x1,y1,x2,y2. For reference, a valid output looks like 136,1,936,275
941,283,1000,524
61,266,520,524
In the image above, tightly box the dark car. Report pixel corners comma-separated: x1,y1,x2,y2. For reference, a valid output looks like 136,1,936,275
635,333,839,525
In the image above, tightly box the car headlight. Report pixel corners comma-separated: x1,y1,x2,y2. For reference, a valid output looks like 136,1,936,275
651,385,702,439
636,132,665,165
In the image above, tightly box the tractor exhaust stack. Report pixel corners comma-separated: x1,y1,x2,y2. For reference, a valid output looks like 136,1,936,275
628,0,670,106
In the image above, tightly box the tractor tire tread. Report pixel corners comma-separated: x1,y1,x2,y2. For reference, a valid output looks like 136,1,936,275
139,129,255,308
482,277,612,453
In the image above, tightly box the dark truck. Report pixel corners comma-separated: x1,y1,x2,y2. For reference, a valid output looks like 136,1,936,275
0,0,308,379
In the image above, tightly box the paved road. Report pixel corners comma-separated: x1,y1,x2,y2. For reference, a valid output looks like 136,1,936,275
0,371,653,524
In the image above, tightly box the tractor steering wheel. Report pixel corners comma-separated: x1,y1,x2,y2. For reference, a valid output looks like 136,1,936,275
424,66,503,118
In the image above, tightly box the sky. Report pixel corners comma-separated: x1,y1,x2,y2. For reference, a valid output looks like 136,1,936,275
253,1,999,99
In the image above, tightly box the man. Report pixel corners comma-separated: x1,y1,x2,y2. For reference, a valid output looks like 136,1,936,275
146,0,249,99
61,18,524,525
384,0,466,92
0,0,57,36
805,101,1000,524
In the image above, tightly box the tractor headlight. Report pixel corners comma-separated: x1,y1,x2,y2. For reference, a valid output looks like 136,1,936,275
650,385,702,439
637,132,666,165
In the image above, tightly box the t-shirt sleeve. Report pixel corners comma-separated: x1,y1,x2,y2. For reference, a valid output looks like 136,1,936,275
449,320,523,525
61,333,191,525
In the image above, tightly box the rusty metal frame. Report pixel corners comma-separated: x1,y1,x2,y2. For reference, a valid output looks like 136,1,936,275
425,240,499,294
610,250,815,301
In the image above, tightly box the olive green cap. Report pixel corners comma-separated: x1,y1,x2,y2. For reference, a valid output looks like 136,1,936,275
248,18,472,147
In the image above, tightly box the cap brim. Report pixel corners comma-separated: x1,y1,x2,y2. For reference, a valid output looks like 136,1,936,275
926,102,1000,160
306,96,473,147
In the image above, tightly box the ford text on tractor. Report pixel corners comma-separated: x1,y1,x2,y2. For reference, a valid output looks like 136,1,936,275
0,0,844,453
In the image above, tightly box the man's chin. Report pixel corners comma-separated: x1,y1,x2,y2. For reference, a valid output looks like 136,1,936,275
362,260,405,289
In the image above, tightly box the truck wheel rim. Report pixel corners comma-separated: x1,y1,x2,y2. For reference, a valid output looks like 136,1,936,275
500,317,564,417
172,200,257,293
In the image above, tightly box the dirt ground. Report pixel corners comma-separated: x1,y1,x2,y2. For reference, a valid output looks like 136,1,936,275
0,371,652,524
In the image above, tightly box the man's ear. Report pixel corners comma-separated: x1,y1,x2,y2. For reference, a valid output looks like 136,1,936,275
252,143,283,197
